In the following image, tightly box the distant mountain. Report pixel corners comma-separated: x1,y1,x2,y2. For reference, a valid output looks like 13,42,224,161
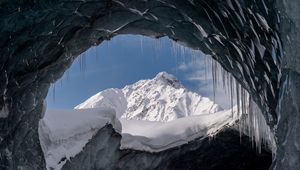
75,72,222,122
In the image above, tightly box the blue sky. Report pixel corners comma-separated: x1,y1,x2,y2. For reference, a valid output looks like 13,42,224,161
46,35,233,109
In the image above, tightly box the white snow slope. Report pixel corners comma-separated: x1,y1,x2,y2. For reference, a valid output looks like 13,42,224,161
40,72,239,170
39,108,121,170
120,108,238,152
75,72,222,121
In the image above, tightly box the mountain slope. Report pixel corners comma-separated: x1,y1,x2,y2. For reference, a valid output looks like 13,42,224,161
75,72,222,122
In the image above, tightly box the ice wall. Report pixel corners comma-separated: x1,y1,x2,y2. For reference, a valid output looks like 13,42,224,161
273,0,300,169
0,0,287,168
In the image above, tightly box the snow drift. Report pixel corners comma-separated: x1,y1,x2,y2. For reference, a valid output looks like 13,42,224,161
120,108,238,152
39,108,121,170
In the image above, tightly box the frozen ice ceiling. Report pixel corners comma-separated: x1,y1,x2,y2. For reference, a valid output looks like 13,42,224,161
1,0,298,169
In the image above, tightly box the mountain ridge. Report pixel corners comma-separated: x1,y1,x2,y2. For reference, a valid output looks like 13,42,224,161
75,72,222,122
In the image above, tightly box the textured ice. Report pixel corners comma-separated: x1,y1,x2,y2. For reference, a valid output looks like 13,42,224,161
0,0,285,168
0,105,8,118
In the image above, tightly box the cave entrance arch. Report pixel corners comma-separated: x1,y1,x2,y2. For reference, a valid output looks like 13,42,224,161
46,35,234,110
0,0,284,169
43,34,273,170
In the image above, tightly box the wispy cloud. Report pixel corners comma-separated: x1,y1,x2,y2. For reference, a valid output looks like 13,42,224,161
176,54,235,109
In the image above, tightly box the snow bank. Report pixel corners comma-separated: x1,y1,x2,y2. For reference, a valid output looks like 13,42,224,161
40,106,239,169
39,108,121,170
120,108,238,152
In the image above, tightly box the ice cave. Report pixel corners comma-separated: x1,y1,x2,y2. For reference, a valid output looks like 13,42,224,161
0,0,299,170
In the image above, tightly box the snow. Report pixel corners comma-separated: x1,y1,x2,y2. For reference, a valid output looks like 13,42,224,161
39,108,121,170
76,71,222,122
40,72,240,169
120,107,239,152
75,88,127,118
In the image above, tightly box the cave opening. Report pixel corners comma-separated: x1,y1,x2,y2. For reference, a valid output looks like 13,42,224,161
46,35,232,109
41,35,273,170
3,0,297,169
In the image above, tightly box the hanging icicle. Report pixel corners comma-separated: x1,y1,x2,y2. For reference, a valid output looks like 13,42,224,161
95,46,100,62
140,35,144,55
52,83,56,103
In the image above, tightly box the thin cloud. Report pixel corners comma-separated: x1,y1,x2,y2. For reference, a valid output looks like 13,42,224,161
177,55,234,109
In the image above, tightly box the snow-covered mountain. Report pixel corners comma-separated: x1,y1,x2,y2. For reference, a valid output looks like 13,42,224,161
75,72,222,122
41,72,240,169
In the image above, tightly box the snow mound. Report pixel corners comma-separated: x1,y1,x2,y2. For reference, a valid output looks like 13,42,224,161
39,108,121,170
120,107,238,152
76,72,222,122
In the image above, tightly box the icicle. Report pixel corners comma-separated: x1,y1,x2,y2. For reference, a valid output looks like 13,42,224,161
227,72,231,98
165,42,276,154
234,94,277,154
180,45,186,59
214,59,219,89
153,38,162,59
52,83,56,103
107,40,110,49
236,81,240,116
79,54,82,73
170,40,181,74
211,58,216,101
171,40,178,57
221,68,226,94
95,46,99,62
230,75,234,117
66,69,70,81
79,53,87,77
175,50,178,75
204,55,208,82
140,35,143,55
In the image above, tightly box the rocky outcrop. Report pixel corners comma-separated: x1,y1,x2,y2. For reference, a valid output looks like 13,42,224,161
62,125,272,170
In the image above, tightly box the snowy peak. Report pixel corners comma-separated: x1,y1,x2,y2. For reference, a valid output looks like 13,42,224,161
153,72,183,89
75,88,127,118
75,72,222,122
